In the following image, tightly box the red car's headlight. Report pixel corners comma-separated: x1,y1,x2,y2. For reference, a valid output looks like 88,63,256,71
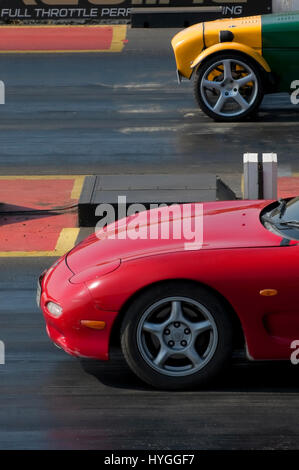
46,302,63,318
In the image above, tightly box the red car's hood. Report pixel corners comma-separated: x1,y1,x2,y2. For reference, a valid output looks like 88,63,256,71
66,200,282,273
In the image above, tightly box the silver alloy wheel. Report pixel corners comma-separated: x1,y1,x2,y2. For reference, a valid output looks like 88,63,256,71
200,58,258,118
136,297,218,377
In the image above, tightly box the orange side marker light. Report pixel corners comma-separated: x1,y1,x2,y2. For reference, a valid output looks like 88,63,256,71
81,320,106,330
259,289,278,297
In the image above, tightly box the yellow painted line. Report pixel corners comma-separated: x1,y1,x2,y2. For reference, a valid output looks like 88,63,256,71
0,228,80,258
55,228,80,254
111,25,127,53
0,175,87,201
71,175,86,200
0,175,86,257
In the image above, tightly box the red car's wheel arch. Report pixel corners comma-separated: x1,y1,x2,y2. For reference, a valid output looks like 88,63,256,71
109,278,245,353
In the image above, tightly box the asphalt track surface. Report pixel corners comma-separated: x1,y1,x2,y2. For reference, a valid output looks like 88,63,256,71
0,28,299,193
2,28,299,450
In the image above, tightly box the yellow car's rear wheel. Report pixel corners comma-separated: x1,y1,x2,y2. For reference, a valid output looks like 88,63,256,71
194,52,264,122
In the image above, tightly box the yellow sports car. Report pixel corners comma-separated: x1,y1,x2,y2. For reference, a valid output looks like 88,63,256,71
172,11,299,121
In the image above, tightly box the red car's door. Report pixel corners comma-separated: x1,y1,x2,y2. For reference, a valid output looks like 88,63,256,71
219,243,299,361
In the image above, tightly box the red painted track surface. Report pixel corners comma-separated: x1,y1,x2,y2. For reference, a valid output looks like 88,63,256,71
278,177,299,199
0,178,78,252
0,25,114,52
0,175,297,253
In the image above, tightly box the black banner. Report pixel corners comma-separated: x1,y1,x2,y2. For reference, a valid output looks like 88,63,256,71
0,0,272,22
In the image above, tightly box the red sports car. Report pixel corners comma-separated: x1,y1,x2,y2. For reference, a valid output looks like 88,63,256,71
38,198,299,389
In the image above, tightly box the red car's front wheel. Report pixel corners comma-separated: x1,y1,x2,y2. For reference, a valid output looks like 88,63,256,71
121,282,233,390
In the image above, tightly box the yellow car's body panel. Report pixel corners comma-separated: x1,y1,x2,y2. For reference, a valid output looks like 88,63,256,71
171,15,270,79
171,22,205,79
204,16,262,51
191,42,271,73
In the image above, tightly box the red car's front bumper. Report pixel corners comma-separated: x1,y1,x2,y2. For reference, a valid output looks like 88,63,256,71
39,257,118,361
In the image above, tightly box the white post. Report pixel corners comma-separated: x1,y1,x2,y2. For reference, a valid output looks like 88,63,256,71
262,153,278,200
0,81,5,105
0,340,5,365
243,153,259,200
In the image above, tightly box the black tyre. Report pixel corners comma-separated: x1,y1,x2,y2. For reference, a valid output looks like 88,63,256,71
120,282,233,390
194,52,264,122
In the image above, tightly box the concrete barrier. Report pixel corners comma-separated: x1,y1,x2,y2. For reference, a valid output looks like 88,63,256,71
78,174,236,227
273,0,299,12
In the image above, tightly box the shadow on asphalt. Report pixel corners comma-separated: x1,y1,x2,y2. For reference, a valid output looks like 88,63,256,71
179,106,299,125
257,93,299,122
0,203,62,227
80,348,299,393
255,107,299,123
